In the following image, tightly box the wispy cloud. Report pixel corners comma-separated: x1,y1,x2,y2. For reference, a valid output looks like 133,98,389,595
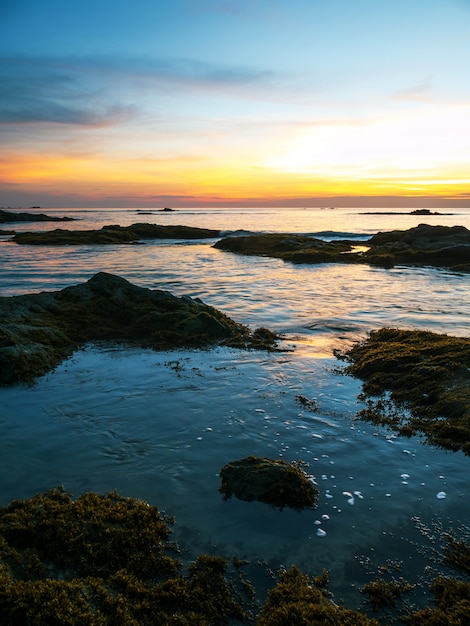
0,54,273,127
390,79,434,102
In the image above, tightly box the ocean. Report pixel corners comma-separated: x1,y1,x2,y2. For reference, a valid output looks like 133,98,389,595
1,206,469,613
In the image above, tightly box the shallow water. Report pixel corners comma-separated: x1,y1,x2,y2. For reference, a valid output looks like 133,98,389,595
1,206,469,612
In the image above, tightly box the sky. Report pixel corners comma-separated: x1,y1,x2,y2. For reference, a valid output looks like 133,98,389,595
1,0,470,208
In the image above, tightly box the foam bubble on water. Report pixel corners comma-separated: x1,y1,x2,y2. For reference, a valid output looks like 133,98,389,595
322,514,330,520
437,491,447,499
316,528,327,537
255,408,265,413
314,520,322,525
401,473,410,480
353,491,363,499
343,491,355,505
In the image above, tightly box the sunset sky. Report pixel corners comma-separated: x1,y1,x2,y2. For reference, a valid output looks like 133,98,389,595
1,0,470,208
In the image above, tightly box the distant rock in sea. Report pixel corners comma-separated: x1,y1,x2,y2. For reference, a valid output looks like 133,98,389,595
0,209,75,223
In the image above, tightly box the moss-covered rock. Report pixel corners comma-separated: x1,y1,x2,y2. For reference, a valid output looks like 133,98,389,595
214,233,356,264
219,456,319,510
335,328,470,454
0,272,278,385
0,488,247,625
214,224,470,272
12,223,220,245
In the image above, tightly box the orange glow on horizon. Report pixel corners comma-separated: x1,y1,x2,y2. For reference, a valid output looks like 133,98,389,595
1,145,469,206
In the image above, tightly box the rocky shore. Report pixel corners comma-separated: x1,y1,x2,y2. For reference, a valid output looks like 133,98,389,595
214,224,470,272
0,272,278,385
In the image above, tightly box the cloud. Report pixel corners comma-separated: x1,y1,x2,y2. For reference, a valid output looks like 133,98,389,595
0,54,273,127
390,79,434,102
0,57,137,126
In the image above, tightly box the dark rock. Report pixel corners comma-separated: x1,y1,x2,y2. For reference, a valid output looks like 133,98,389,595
214,224,470,272
0,209,75,223
219,455,318,510
0,272,278,384
214,233,355,264
12,222,220,245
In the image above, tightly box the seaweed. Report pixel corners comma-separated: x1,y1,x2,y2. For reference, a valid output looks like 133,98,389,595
335,328,470,454
257,565,379,625
0,489,247,625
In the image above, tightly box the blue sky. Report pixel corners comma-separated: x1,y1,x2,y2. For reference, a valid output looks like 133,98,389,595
1,0,470,207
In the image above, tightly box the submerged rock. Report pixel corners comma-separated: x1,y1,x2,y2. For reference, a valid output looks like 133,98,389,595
0,272,278,384
214,224,470,272
219,455,319,510
0,209,75,223
12,222,220,245
335,328,470,454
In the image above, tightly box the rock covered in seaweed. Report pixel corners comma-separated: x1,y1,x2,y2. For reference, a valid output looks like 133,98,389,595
214,224,470,272
11,222,220,244
335,328,470,454
219,455,319,510
0,488,246,624
0,272,278,385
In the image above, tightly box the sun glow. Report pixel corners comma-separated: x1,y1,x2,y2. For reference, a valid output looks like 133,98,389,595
262,105,470,198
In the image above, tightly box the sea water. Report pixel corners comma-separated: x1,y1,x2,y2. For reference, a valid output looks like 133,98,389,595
0,206,469,612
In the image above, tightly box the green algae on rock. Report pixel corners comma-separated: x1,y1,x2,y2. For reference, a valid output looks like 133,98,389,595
257,565,379,626
12,222,220,245
214,224,470,272
219,456,319,510
0,272,278,385
335,328,470,454
0,488,247,625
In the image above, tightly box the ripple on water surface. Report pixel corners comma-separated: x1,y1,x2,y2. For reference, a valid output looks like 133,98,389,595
0,344,468,608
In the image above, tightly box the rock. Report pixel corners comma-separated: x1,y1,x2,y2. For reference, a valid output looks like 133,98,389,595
0,209,75,223
219,455,319,510
12,222,220,245
214,224,470,272
0,272,278,384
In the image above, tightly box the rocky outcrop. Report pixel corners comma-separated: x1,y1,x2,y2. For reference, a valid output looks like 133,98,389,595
11,223,220,244
214,224,470,272
0,209,75,223
219,456,319,510
0,272,278,384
